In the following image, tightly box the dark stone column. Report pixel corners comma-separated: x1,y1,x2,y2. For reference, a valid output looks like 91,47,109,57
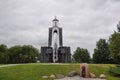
59,28,63,46
48,28,52,47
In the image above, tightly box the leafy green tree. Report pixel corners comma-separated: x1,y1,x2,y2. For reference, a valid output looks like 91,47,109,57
109,22,120,63
7,45,22,63
93,39,110,63
0,44,8,63
117,21,120,32
21,45,39,63
73,47,90,63
7,45,39,63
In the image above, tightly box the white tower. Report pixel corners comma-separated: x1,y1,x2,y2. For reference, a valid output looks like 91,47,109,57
52,17,59,62
48,17,62,62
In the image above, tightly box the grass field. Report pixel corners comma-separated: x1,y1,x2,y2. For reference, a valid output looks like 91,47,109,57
0,63,119,80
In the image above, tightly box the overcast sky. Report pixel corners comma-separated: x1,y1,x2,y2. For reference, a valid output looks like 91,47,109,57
0,0,120,57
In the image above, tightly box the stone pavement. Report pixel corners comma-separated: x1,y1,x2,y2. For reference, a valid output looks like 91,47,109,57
55,75,106,80
0,64,25,68
0,64,18,68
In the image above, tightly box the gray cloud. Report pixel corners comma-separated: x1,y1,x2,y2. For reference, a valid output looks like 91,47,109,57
0,0,120,57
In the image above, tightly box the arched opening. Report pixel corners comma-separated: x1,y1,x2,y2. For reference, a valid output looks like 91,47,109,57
82,66,86,78
54,30,57,33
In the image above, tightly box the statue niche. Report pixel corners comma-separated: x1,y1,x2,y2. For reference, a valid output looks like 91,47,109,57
80,63,90,78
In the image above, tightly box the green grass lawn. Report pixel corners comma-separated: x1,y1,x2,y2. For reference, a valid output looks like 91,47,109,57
0,63,119,80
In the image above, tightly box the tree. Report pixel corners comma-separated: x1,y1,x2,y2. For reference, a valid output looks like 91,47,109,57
7,45,39,63
7,45,22,63
73,47,90,63
109,22,120,63
93,39,110,63
21,45,39,63
117,21,120,32
0,44,8,63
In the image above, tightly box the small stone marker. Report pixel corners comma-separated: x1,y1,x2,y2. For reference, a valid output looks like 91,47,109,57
89,72,96,78
99,74,106,79
67,70,78,77
42,75,49,79
57,74,64,79
80,63,90,78
50,74,56,79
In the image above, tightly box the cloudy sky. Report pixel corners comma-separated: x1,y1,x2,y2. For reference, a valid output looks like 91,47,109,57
0,0,120,57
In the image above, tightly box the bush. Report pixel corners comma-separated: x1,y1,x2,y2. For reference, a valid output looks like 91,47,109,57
109,66,120,77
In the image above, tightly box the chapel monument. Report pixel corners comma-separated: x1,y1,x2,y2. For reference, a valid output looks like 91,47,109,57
41,17,71,63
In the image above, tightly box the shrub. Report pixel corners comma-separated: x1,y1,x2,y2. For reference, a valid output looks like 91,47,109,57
109,66,120,77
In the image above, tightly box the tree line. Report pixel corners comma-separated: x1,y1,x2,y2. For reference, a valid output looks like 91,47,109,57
72,22,120,64
0,45,39,64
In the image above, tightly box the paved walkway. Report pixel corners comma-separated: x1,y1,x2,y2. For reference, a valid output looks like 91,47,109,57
0,64,23,68
55,75,106,80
